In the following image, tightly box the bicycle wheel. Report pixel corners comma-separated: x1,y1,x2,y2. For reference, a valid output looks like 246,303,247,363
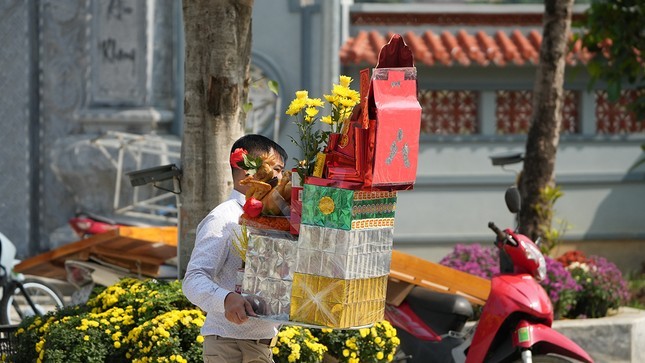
1,279,65,325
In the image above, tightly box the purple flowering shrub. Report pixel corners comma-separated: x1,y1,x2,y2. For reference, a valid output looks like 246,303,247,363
439,244,630,319
439,244,499,279
566,256,631,318
541,257,581,319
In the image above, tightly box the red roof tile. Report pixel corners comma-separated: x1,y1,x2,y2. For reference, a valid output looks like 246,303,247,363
340,30,592,67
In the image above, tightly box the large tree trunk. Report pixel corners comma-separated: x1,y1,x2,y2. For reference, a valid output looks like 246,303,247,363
179,0,254,277
519,0,573,241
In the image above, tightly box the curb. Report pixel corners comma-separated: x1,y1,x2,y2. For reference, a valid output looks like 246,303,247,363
553,307,645,363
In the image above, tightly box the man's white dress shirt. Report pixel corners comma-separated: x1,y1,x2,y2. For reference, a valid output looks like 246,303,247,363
183,189,279,339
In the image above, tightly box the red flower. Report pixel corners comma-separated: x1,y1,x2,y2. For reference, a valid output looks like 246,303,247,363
230,148,248,169
557,250,587,267
243,197,263,218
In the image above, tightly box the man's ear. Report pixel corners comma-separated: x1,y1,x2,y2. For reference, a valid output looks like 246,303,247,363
232,168,248,182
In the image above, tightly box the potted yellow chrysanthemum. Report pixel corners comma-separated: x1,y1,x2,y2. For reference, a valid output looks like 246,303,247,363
312,320,401,363
13,279,205,363
272,325,327,363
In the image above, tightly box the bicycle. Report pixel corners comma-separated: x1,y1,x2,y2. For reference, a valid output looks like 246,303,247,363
0,232,65,325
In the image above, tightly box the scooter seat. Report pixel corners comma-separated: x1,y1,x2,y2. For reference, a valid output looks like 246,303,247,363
406,287,474,334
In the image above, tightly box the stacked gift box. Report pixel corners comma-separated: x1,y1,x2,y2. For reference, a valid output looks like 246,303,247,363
242,228,298,320
242,34,421,329
241,188,397,328
289,185,397,328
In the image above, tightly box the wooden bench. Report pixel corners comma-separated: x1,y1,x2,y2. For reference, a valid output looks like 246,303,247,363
388,250,491,306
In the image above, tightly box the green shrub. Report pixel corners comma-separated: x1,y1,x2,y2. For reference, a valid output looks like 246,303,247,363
14,278,204,363
13,278,399,363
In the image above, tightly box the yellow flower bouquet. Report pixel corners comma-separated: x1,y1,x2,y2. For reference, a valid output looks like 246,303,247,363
285,75,360,185
321,75,360,134
285,90,326,185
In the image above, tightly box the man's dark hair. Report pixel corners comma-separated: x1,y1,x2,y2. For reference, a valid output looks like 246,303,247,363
230,134,287,164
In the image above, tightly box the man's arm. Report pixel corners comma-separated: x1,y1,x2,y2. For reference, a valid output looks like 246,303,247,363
182,212,231,314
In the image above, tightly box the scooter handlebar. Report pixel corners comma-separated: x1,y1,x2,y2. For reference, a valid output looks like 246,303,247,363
488,222,507,243
488,222,519,247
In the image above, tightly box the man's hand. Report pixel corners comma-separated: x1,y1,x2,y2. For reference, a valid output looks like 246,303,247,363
224,292,257,324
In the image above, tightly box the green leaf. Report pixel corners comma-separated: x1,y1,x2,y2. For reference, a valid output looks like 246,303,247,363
268,80,279,96
243,102,253,113
607,82,622,102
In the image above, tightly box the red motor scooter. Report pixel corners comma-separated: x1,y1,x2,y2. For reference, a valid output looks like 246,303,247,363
388,187,593,363
68,211,149,238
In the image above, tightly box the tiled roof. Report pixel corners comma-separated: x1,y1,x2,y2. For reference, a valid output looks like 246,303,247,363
339,30,593,67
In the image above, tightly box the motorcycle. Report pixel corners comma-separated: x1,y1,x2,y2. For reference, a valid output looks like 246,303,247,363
68,211,150,238
387,187,593,363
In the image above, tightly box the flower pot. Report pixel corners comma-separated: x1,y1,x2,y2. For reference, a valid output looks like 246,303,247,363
290,186,303,235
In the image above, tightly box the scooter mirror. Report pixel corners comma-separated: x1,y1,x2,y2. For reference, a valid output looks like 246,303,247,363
505,186,521,214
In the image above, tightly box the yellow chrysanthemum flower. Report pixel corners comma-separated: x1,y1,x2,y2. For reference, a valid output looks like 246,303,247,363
295,90,308,99
305,106,319,119
339,75,352,88
306,97,324,107
359,328,370,338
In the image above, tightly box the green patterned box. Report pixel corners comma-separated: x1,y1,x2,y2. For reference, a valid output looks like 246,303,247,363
300,184,397,230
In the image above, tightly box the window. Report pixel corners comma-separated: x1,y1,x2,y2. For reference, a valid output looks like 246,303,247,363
595,89,645,134
495,90,580,135
418,90,478,135
418,88,581,135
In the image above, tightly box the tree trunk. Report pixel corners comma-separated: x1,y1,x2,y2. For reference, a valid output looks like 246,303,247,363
519,0,573,241
179,0,254,277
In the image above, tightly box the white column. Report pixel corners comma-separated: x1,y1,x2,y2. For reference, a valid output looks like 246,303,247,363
480,90,497,136
579,90,596,135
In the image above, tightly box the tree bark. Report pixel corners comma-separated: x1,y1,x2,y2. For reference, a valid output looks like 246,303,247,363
179,0,254,277
519,0,573,241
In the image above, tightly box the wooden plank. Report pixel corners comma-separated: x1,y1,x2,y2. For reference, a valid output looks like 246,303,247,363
13,231,121,274
13,227,178,280
385,278,415,306
389,250,491,305
118,226,178,246
90,251,164,277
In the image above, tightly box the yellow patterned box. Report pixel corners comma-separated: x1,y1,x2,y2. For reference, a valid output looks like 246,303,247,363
289,273,387,328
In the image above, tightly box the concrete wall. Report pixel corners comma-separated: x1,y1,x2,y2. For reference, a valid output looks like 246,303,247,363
0,0,35,257
0,0,181,257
